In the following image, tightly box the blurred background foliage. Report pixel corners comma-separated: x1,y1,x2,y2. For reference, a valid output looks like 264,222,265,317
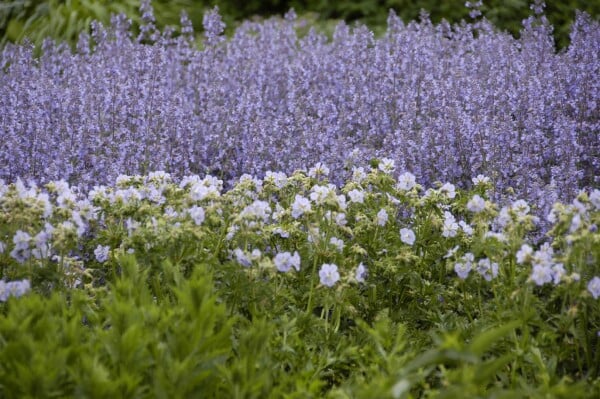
1,0,598,49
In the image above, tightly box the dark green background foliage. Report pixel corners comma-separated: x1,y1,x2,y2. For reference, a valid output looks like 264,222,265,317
1,0,598,48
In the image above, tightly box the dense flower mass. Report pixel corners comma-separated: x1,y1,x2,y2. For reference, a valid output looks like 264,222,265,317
0,2,598,220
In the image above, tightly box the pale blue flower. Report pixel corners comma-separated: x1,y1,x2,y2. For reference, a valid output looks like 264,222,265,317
330,237,344,252
440,183,456,199
319,263,340,287
400,228,416,246
397,172,416,191
308,162,329,178
454,261,471,279
348,189,365,204
291,194,311,219
187,205,205,225
466,194,485,213
471,174,490,185
94,245,110,263
355,262,367,283
588,277,600,299
352,167,366,183
378,158,396,174
0,279,31,302
377,208,388,226
551,263,566,285
274,251,301,272
531,264,553,286
13,230,31,251
233,248,252,267
476,258,499,281
459,221,473,236
516,244,533,264
442,212,459,238
511,199,530,217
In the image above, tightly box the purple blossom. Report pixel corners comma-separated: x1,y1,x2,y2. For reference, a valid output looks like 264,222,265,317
0,4,596,222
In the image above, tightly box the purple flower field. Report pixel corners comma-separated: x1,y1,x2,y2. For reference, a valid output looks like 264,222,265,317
0,2,598,213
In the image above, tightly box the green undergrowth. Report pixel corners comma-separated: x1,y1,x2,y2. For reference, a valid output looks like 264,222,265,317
0,166,599,397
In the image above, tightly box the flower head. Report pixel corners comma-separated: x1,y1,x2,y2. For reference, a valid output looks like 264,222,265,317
397,172,416,191
378,158,396,174
588,277,600,299
400,228,416,246
319,263,340,287
376,208,388,226
291,195,311,219
355,262,367,283
466,194,485,213
94,245,110,263
274,251,301,272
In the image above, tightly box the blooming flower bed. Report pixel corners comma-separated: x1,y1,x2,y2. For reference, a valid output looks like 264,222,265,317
1,0,600,396
1,163,599,396
0,2,598,215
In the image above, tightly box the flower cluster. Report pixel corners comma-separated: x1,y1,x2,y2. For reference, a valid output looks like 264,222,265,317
0,4,597,219
0,165,598,305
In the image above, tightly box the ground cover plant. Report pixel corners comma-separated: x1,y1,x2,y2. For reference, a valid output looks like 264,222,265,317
1,0,599,397
0,166,599,397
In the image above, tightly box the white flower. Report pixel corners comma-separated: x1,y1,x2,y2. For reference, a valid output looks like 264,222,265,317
348,189,365,204
265,171,288,188
319,263,340,287
376,208,388,226
291,195,311,219
466,194,486,213
352,167,366,183
355,263,367,283
378,158,396,174
308,162,329,178
511,199,530,217
516,244,533,264
442,212,459,238
472,174,490,185
588,277,600,299
330,237,345,252
187,206,205,225
274,251,301,272
531,264,553,286
400,228,416,246
94,245,110,263
240,200,271,222
397,172,416,191
440,183,456,199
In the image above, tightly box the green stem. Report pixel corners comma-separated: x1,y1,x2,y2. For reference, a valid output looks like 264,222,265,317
306,256,319,315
